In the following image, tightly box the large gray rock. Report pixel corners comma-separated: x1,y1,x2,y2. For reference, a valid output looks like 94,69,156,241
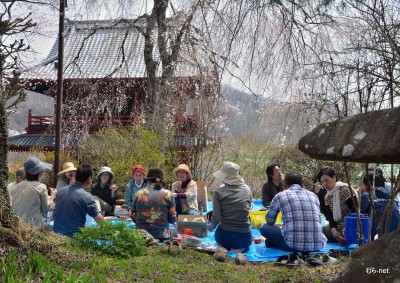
299,107,400,163
334,231,400,283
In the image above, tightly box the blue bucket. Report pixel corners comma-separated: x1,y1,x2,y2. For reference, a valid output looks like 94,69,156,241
344,213,370,247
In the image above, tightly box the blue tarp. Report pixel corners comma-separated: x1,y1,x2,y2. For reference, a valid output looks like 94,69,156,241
93,199,353,262
202,199,353,262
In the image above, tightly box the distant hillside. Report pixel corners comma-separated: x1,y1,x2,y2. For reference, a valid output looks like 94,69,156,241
7,86,263,136
7,91,53,133
221,84,264,134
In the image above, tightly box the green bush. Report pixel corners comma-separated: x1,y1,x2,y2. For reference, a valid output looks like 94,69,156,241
73,221,147,258
79,125,175,195
271,145,363,190
207,134,364,198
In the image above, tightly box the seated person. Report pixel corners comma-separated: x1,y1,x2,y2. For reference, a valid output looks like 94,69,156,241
360,171,400,240
317,166,358,243
56,162,77,189
172,164,199,215
125,164,147,216
132,168,176,241
91,166,117,216
8,168,25,204
11,157,55,227
54,164,104,237
260,172,327,251
207,161,253,252
261,164,283,208
313,181,327,216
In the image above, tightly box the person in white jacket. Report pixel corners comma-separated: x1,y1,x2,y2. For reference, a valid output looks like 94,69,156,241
11,157,56,226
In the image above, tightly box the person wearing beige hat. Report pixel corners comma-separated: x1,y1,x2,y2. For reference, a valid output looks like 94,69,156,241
207,161,252,252
56,162,77,190
171,164,200,215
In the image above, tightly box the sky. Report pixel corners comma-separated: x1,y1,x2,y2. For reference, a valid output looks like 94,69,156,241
27,0,157,62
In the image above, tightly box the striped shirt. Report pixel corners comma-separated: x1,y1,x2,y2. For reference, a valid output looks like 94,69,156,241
267,184,327,251
324,185,355,235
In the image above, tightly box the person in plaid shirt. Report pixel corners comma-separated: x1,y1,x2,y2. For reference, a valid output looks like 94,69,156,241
260,172,327,251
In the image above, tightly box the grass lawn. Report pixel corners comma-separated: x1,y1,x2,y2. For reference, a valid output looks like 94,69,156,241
0,225,349,283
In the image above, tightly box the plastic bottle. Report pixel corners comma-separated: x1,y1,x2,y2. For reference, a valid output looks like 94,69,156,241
45,211,52,224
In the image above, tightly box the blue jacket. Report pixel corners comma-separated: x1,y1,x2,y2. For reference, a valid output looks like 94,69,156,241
360,187,400,239
125,179,146,210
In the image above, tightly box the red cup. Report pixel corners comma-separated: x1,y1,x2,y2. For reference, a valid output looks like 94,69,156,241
120,216,127,221
183,228,193,236
254,238,262,244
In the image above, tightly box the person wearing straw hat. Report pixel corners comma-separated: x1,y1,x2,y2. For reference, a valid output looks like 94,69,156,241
125,164,147,216
11,156,56,227
56,162,77,190
132,168,177,241
207,161,253,252
172,164,200,215
91,166,117,216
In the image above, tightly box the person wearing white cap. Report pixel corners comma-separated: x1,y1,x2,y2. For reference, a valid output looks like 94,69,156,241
91,166,117,216
56,162,77,190
10,156,56,227
207,161,253,252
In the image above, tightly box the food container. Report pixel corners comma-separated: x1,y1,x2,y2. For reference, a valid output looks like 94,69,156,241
249,210,283,229
172,237,182,243
182,235,202,247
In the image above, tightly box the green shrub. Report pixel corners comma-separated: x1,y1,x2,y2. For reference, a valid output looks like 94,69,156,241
207,134,282,198
207,134,364,198
73,221,147,258
0,250,18,281
79,125,175,194
271,145,363,190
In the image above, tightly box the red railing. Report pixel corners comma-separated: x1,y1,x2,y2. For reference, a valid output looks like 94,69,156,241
26,109,141,134
26,109,200,135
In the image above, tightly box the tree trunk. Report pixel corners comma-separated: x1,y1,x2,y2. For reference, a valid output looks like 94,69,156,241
0,84,13,226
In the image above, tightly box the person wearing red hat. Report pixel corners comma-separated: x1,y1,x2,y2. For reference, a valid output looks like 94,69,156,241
125,164,147,216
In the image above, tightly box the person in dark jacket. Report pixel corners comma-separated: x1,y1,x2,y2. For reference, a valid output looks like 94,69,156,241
360,171,400,240
91,166,117,216
261,164,283,208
